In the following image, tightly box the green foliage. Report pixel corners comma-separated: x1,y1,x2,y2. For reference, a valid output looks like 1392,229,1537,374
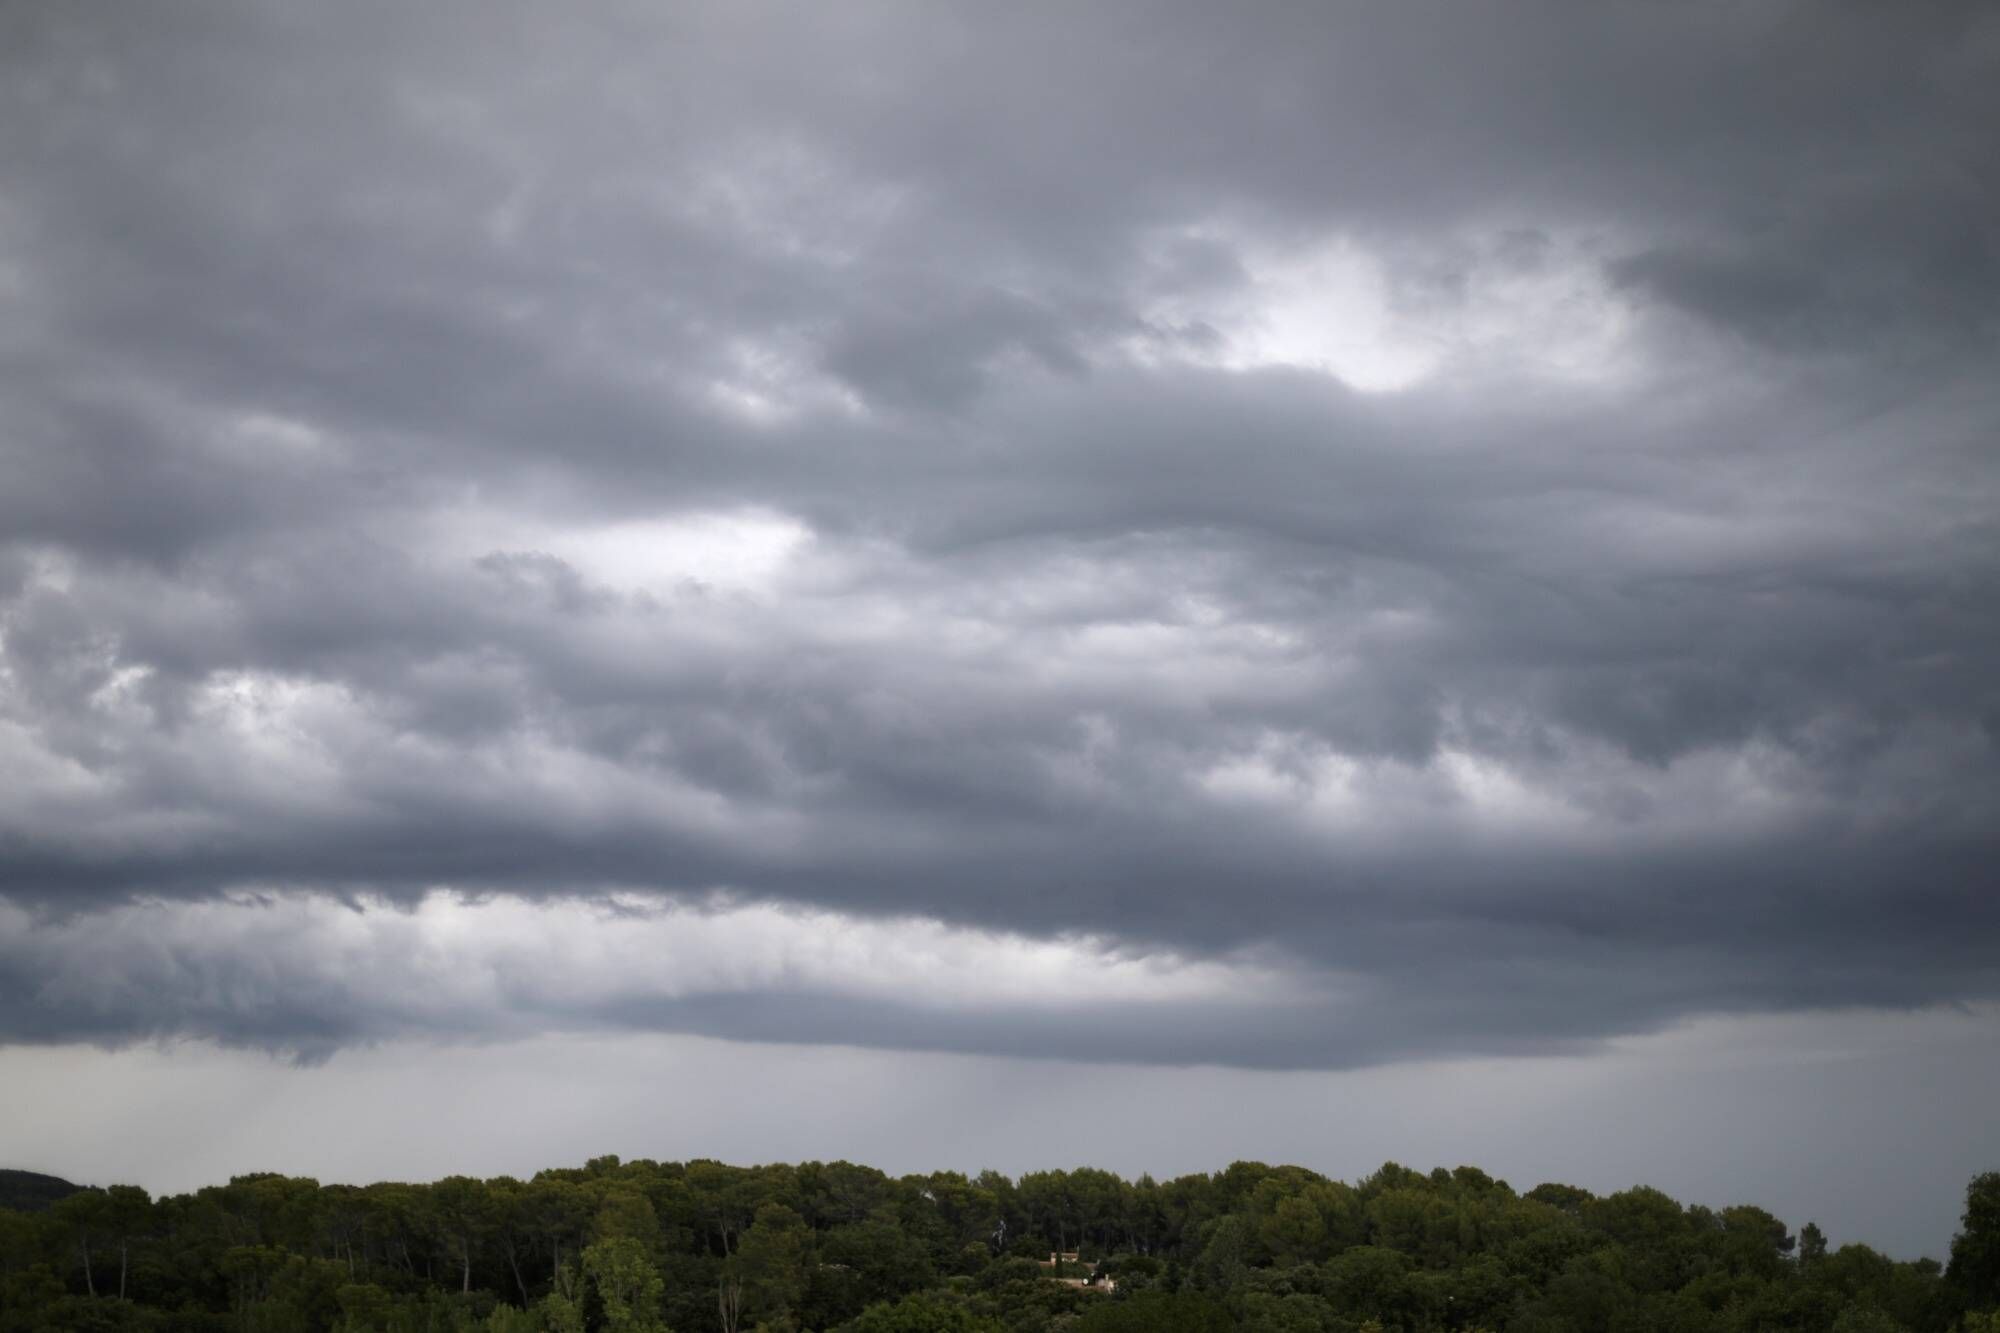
1072,1290,1231,1330
737,1203,811,1327
583,1235,669,1332
0,1157,1984,1332
837,1289,1002,1332
1950,1172,2000,1310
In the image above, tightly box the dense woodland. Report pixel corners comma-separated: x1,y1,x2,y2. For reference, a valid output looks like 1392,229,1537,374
3,1158,1998,1332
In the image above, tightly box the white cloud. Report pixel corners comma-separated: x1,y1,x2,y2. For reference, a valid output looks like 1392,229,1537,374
1130,227,1638,392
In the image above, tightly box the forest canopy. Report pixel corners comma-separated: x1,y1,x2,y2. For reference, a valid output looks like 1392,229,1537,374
3,1157,1997,1333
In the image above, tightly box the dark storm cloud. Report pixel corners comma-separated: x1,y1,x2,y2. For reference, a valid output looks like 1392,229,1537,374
1,0,1996,1066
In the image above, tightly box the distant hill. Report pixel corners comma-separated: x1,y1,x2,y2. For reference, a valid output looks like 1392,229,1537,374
0,1169,84,1212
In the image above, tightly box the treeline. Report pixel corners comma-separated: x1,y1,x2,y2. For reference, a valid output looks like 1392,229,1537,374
2,1156,1997,1332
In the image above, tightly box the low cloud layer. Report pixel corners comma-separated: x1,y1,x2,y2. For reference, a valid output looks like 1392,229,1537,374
1,1,1996,1067
0,894,1315,1065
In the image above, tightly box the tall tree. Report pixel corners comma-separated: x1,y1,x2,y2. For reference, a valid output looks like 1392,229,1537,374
737,1203,811,1327
430,1175,488,1294
1800,1220,1829,1268
50,1189,108,1298
1949,1172,2000,1310
101,1185,152,1300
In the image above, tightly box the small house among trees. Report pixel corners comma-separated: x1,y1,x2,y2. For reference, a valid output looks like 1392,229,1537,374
1039,1249,1116,1292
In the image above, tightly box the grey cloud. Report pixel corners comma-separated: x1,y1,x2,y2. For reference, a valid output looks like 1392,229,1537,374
0,0,1996,1067
820,285,1092,411
1611,248,1832,348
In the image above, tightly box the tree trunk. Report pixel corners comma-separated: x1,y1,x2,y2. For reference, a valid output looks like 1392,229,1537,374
460,1241,471,1294
507,1248,529,1305
119,1242,128,1300
718,1274,743,1333
81,1241,96,1298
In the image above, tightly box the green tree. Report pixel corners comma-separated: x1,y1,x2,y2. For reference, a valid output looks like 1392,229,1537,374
527,1175,592,1291
1828,1305,1906,1332
1324,1245,1430,1329
1950,1172,2000,1311
1071,1291,1231,1331
431,1175,490,1295
334,1281,396,1331
1186,1215,1248,1311
1250,1179,1329,1267
737,1203,811,1329
583,1235,669,1333
98,1185,152,1302
49,1189,109,1298
838,1289,1002,1332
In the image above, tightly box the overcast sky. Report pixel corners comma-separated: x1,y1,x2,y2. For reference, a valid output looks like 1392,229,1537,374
2,0,1996,1259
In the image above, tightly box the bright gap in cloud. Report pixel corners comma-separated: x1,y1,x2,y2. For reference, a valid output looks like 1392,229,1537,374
436,506,814,596
556,509,811,595
1134,227,1637,392
1232,240,1442,391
